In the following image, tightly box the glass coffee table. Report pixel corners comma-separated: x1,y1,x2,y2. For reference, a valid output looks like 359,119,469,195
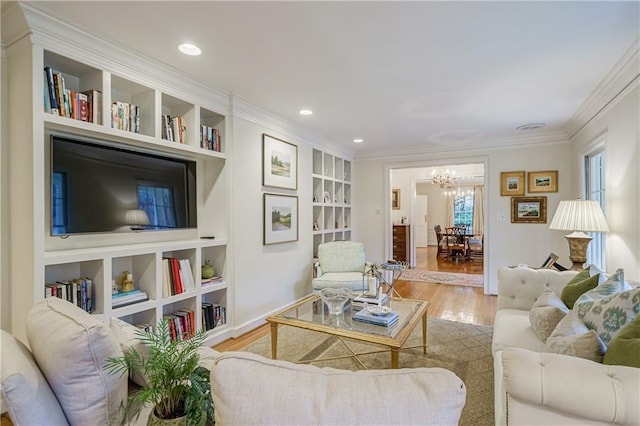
265,294,429,369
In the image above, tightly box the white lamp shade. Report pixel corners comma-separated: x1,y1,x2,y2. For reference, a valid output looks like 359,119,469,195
549,200,609,232
125,209,150,226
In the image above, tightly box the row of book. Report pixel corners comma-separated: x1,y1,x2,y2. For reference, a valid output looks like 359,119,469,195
164,310,196,341
111,101,140,133
162,115,186,143
202,302,226,331
44,278,93,313
43,66,102,124
200,125,221,152
162,257,196,297
112,288,149,308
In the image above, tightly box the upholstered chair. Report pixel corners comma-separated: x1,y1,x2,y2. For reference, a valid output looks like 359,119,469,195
312,241,371,292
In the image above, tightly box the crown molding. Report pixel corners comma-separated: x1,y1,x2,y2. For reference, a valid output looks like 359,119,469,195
354,130,569,161
232,95,354,159
564,36,640,139
12,2,231,116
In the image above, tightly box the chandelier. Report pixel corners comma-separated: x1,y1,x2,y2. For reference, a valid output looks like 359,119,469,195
432,168,456,188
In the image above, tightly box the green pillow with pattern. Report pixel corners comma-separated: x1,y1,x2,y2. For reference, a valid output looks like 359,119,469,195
575,287,640,346
560,268,599,309
603,315,640,367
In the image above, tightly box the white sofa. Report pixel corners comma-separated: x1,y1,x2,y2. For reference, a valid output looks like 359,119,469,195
2,297,467,425
492,267,640,425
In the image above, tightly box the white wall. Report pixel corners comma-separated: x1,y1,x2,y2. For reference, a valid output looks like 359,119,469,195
230,116,315,334
569,85,640,281
354,142,573,294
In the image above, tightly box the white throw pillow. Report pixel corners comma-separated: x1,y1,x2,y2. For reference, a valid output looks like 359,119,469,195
529,287,569,342
110,317,150,387
26,297,127,426
546,310,606,362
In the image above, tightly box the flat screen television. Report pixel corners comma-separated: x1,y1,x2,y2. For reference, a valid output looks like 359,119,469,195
50,134,197,236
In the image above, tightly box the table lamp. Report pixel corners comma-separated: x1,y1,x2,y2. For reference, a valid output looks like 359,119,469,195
549,199,609,271
125,209,150,231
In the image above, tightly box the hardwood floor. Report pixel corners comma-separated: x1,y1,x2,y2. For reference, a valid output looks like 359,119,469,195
214,246,495,352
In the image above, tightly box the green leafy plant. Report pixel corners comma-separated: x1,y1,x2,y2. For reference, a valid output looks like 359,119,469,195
105,320,214,425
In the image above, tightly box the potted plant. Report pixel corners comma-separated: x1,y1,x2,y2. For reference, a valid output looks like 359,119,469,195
105,320,214,425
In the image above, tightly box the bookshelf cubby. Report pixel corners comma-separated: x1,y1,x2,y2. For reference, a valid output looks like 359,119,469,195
312,148,353,258
7,36,232,345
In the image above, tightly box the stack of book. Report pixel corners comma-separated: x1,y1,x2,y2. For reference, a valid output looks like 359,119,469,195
353,292,388,309
112,289,149,308
200,125,221,152
45,278,93,313
201,276,223,287
111,101,140,133
353,308,399,327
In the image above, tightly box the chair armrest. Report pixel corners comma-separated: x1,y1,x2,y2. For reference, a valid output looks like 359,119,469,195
314,261,323,277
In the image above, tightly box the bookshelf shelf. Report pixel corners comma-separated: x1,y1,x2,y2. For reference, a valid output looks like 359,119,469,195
311,148,354,257
7,36,232,345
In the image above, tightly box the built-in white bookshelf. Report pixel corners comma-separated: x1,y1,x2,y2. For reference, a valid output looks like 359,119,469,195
5,17,232,346
312,148,352,257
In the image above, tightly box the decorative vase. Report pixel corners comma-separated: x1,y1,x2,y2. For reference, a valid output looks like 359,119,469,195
202,260,216,279
319,288,352,316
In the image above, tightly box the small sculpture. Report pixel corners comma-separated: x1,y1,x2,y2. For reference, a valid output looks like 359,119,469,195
202,260,216,279
117,271,135,293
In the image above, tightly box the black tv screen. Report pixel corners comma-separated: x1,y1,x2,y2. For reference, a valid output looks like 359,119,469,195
50,135,197,236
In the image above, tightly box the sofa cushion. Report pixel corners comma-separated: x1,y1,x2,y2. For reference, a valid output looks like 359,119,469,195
211,351,466,425
529,288,569,342
575,286,640,345
560,269,599,309
603,314,640,368
312,271,366,291
492,309,550,356
110,317,150,387
0,330,69,425
546,310,605,362
26,297,127,426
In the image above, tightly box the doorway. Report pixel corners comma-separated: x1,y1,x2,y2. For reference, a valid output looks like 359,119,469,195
389,161,486,289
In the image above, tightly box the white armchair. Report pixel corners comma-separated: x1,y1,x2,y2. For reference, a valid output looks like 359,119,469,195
312,241,371,292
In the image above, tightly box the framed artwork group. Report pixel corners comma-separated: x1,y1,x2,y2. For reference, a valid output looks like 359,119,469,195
500,170,558,224
262,134,299,245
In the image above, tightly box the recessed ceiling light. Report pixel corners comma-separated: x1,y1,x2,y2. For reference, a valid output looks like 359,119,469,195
178,43,202,56
353,138,364,143
299,109,313,116
516,123,546,131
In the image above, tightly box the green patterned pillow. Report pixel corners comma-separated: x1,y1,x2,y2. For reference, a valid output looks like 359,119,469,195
560,268,599,309
574,269,626,306
575,287,640,345
603,315,640,367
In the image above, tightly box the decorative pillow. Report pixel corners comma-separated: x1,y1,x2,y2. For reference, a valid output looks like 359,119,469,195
529,287,569,342
560,269,599,309
574,269,629,308
575,286,640,345
26,297,127,426
603,315,640,367
546,310,606,362
587,264,633,289
110,317,150,387
0,330,69,425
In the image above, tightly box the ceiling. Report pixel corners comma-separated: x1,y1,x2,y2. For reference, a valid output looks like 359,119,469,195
17,1,640,158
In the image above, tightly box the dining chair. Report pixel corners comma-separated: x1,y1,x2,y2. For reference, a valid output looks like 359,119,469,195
445,227,467,261
434,225,450,258
467,234,483,262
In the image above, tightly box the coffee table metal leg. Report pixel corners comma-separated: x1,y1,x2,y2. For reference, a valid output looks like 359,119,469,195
422,311,428,354
391,348,399,369
270,323,278,359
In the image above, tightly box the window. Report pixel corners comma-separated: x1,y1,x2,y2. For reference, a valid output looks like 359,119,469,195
137,185,177,229
453,192,474,229
52,172,67,234
585,148,606,270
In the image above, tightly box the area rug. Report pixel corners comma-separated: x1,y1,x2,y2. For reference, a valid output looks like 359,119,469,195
239,317,494,426
399,270,484,287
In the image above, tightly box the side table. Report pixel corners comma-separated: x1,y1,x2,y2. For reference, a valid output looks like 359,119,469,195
375,261,409,299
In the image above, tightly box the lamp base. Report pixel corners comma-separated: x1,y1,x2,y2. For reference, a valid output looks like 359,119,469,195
564,231,593,271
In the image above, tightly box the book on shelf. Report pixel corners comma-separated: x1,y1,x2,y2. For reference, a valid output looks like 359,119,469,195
82,89,102,124
353,309,399,327
44,277,93,313
200,125,221,152
112,289,149,308
111,100,140,133
201,276,223,286
162,257,196,296
201,302,226,331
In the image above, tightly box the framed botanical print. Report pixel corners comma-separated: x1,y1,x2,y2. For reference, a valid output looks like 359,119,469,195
262,134,298,190
500,171,525,196
264,193,298,245
511,196,547,224
392,189,400,210
528,170,558,193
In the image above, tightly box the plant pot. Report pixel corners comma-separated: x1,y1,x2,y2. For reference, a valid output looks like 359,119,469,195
147,409,186,426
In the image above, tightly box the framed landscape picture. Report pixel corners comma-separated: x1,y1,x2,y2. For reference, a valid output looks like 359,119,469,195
511,196,547,223
264,193,298,245
262,134,298,190
528,170,558,193
392,189,401,210
500,171,525,196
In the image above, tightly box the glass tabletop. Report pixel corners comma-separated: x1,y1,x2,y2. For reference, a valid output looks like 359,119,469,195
274,295,426,339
